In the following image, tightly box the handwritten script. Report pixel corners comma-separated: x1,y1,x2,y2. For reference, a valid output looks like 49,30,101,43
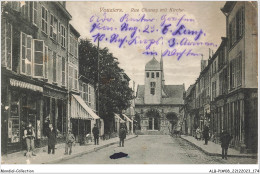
89,10,218,60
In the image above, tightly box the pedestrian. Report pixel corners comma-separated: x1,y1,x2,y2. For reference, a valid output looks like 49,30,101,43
23,122,36,157
92,124,99,145
212,132,217,143
65,130,75,155
220,129,232,160
47,123,56,154
196,127,201,140
119,126,126,147
203,125,209,145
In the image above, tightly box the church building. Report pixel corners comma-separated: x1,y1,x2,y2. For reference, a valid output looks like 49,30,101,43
135,56,185,134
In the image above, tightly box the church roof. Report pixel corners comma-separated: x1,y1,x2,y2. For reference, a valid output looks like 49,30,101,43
135,84,184,105
145,57,161,71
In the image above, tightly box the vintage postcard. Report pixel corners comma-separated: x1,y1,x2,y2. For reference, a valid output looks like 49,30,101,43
1,1,259,173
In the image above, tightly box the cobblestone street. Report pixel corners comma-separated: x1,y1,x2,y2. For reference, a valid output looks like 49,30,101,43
58,135,257,164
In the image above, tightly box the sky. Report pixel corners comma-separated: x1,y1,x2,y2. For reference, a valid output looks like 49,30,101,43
66,1,226,90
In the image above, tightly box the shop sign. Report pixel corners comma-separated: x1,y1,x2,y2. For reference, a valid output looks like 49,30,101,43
10,79,43,92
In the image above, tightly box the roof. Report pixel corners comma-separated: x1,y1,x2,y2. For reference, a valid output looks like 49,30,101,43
135,84,184,105
145,57,161,71
163,85,184,98
70,24,81,38
136,85,145,98
221,1,236,13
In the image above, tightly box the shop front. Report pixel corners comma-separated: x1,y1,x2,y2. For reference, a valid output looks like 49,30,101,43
2,78,43,154
42,84,68,146
70,94,100,144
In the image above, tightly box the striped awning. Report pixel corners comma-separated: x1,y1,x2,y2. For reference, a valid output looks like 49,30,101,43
114,114,125,123
10,78,43,92
71,94,100,120
122,114,133,123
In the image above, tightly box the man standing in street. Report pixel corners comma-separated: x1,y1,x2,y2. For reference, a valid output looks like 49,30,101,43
47,123,56,154
119,126,126,147
203,125,209,145
92,124,99,145
220,129,232,160
23,122,36,156
65,130,75,155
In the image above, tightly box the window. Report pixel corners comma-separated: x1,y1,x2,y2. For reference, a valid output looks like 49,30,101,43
10,1,21,11
156,72,159,78
61,57,66,86
79,81,83,98
44,46,48,79
34,40,44,77
150,82,156,95
50,14,58,41
212,81,216,99
229,7,244,48
32,2,37,25
41,6,48,34
21,2,30,21
69,34,78,57
61,25,66,48
230,59,235,89
88,85,91,106
151,72,154,78
236,55,242,86
68,65,73,89
20,33,33,75
146,72,149,78
236,8,244,39
52,52,57,82
74,69,78,90
2,20,12,70
84,83,88,102
70,34,74,54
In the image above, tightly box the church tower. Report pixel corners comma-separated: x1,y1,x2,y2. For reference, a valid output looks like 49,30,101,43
144,56,162,104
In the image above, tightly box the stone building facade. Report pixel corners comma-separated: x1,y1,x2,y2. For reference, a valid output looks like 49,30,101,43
135,56,185,135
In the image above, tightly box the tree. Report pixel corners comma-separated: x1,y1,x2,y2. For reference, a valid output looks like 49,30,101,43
79,39,134,132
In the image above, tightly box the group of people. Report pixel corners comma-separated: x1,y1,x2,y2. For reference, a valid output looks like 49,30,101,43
24,122,128,157
195,125,233,159
23,122,76,157
195,125,210,145
92,124,127,147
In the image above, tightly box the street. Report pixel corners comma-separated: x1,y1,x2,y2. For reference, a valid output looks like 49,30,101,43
58,135,257,164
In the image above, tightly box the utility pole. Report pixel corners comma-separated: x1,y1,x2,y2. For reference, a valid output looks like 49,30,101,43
97,37,100,122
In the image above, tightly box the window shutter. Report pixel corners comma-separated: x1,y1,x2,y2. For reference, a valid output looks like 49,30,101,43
62,57,66,86
44,46,48,79
48,49,53,82
1,18,6,67
21,32,27,74
33,39,44,77
26,36,32,75
33,2,37,25
53,52,57,82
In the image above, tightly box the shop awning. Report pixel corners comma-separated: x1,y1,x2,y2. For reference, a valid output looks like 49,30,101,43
71,94,100,120
114,114,125,123
122,114,133,123
10,78,43,92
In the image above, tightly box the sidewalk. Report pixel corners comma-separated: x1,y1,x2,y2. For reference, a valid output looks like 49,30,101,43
181,135,257,158
1,135,137,164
